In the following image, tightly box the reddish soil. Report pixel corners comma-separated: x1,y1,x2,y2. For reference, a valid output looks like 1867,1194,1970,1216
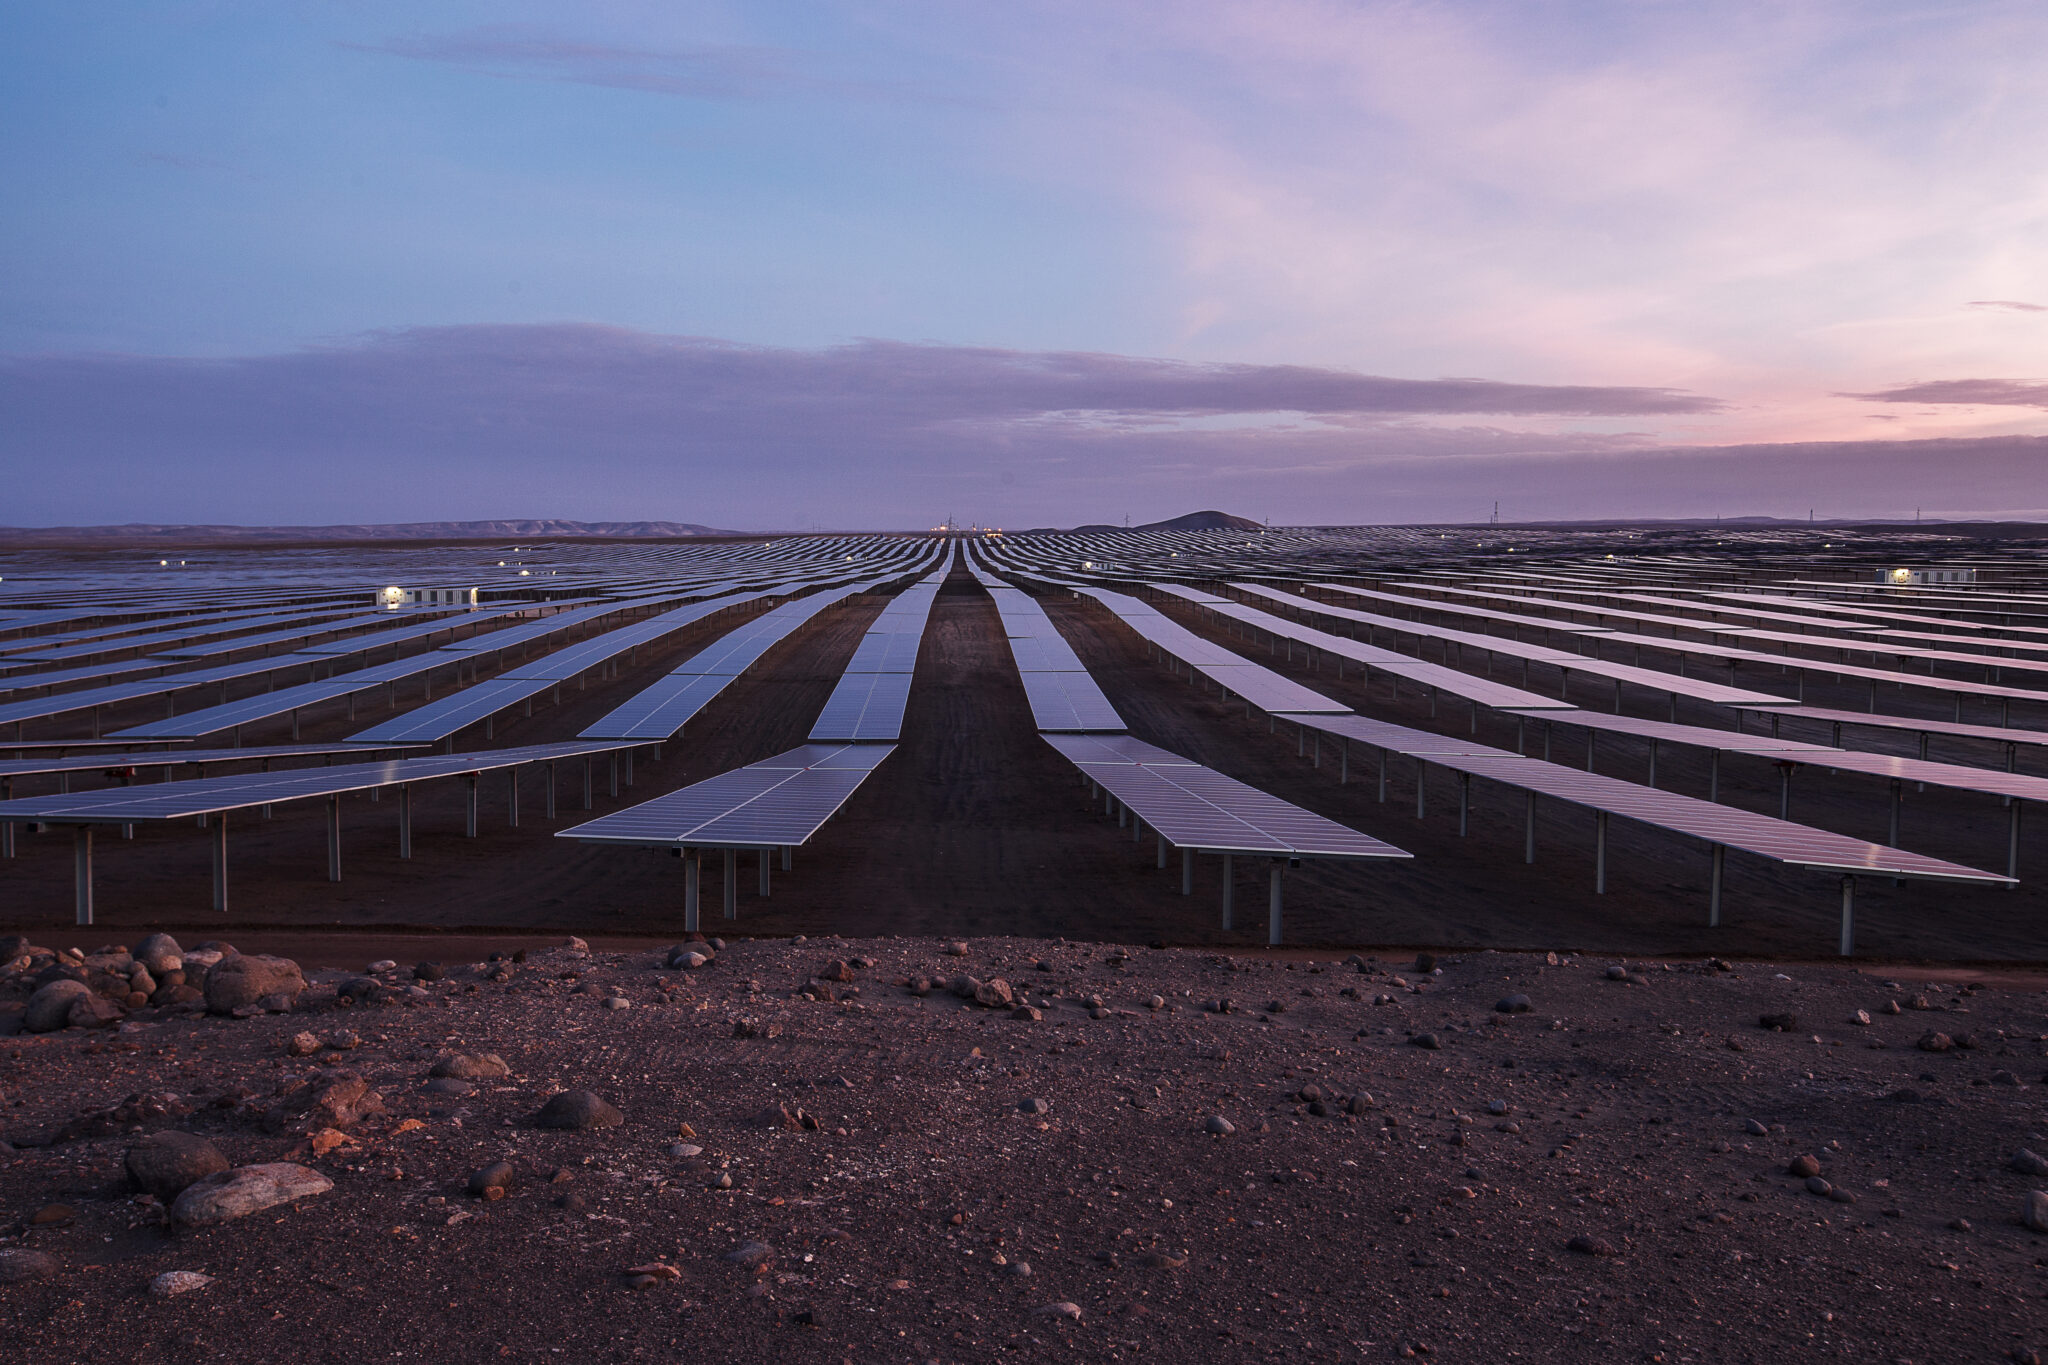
2,560,2042,967
5,935,2048,1363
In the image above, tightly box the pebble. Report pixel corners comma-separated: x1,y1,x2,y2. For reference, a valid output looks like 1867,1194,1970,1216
668,1143,703,1158
149,1270,214,1297
1566,1235,1617,1256
0,1249,59,1283
1486,1099,1508,1116
2026,1192,2048,1235
1804,1176,1833,1198
1018,1097,1050,1115
1604,966,1628,981
1917,1031,1954,1052
1788,1155,1822,1178
1850,1010,1872,1026
468,1162,517,1196
1744,1119,1769,1136
424,1077,474,1096
1205,1115,1236,1136
368,959,397,973
726,1240,775,1267
126,1130,231,1200
1495,994,1533,1014
1758,1013,1797,1032
1412,1032,1441,1050
432,1053,510,1079
2012,1150,2048,1178
172,1163,334,1226
1037,1301,1083,1321
944,942,970,957
285,1031,322,1057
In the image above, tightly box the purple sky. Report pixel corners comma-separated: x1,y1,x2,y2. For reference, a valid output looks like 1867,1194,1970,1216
3,2,2045,527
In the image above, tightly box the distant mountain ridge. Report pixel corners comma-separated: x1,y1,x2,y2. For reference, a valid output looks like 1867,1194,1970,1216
0,519,749,545
1024,509,1266,534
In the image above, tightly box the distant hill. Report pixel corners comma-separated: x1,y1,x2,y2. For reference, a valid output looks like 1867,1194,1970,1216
1021,510,1265,535
0,519,751,546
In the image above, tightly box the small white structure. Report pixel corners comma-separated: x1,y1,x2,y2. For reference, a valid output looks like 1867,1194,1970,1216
378,585,479,609
1873,566,1976,587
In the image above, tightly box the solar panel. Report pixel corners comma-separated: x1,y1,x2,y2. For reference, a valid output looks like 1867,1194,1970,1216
1018,671,1127,732
808,671,915,742
1040,733,1199,766
1004,634,1088,672
557,743,893,848
844,630,925,673
0,740,422,781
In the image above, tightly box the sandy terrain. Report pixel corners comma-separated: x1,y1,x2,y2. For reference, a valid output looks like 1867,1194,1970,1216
4,931,2048,1363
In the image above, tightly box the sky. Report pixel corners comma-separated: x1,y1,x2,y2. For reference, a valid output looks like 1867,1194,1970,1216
2,0,2045,529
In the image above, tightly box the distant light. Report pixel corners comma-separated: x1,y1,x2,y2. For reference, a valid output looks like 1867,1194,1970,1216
160,559,168,566
519,569,530,576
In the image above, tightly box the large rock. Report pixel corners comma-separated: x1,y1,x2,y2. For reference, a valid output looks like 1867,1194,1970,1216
66,993,124,1029
534,1090,623,1130
204,955,305,1015
126,1131,230,1200
24,979,90,1033
171,1163,333,1226
263,1070,384,1134
133,933,182,974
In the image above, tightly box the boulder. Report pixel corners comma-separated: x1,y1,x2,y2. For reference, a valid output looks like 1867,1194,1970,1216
172,1163,334,1225
973,979,1015,1009
23,979,90,1033
204,955,305,1016
66,993,125,1029
534,1090,623,1130
126,1131,231,1200
133,933,183,975
264,1070,383,1133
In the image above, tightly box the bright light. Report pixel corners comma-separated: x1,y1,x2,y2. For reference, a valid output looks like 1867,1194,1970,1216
519,569,531,576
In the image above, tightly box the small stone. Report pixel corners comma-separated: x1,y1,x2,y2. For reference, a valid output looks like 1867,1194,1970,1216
1917,1031,1954,1052
1147,995,1165,1010
726,1240,774,1268
1010,1005,1042,1022
1007,1260,1033,1277
1037,1301,1083,1321
1486,1099,1508,1116
1881,999,1900,1015
1412,1033,1441,1050
944,942,970,957
675,951,709,970
149,1270,214,1297
667,1143,703,1158
1414,953,1436,973
0,1249,59,1283
424,1077,473,1096
1850,1010,1872,1026
323,1031,361,1052
172,1163,333,1225
1605,965,1628,981
2011,1150,2048,1177
1788,1155,1822,1178
603,996,631,1011
30,1204,74,1226
2025,1191,2048,1235
1758,1013,1797,1032
1018,1097,1050,1115
1804,1176,1833,1198
368,959,397,973
1495,994,1532,1014
1204,1115,1235,1136
286,1031,321,1057
431,1053,510,1079
468,1161,517,1196
413,962,445,981
203,954,305,1016
1744,1119,1768,1136
534,1090,623,1130
1828,1187,1857,1204
1566,1235,1617,1256
974,979,1015,1009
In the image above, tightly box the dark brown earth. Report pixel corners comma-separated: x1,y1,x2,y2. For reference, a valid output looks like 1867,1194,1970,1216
2,561,2043,966
4,934,2048,1363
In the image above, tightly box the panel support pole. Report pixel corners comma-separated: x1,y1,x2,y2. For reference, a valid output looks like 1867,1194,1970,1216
1181,845,1193,895
1267,864,1283,947
723,848,737,919
1156,833,1167,869
758,847,771,897
545,763,556,819
1458,772,1470,836
1523,793,1536,864
683,849,699,932
2008,802,2022,886
465,775,478,837
399,783,413,859
1708,844,1724,926
1838,875,1856,956
73,826,93,926
507,769,519,827
212,813,227,912
1221,853,1233,930
1594,811,1608,894
326,794,341,881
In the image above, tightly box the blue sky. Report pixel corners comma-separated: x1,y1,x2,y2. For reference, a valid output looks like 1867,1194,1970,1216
4,1,2046,528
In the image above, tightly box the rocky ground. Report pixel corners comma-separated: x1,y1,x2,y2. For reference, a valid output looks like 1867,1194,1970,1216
3,930,2048,1363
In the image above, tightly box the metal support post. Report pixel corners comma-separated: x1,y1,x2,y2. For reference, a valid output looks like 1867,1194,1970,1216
1181,846,1193,895
683,849,699,932
73,826,93,926
1523,792,1536,863
507,770,519,827
2009,802,2022,886
465,776,479,837
1594,811,1608,894
1458,772,1470,836
545,763,556,819
1647,740,1659,789
212,814,227,912
1221,853,1233,930
583,758,593,809
759,848,771,896
624,749,634,786
326,795,341,881
723,848,737,919
399,784,413,859
781,845,792,871
609,753,619,798
1268,864,1283,947
1156,834,1167,869
1415,761,1427,819
1709,752,1720,803
1708,844,1724,926
1838,876,1856,956
1779,766,1791,821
